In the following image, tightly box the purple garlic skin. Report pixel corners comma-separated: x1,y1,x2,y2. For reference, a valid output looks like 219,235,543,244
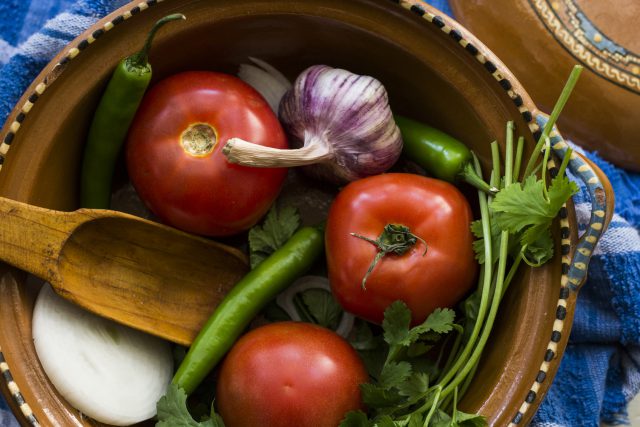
278,65,403,184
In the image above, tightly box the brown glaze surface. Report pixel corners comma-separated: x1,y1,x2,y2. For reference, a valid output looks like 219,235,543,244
450,0,640,171
0,0,613,426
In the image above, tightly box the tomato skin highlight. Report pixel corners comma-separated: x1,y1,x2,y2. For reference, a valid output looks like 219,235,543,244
126,71,288,237
326,173,478,325
216,322,368,427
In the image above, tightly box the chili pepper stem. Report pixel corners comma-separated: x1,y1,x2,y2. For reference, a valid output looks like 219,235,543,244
458,162,498,195
126,13,186,71
223,135,333,167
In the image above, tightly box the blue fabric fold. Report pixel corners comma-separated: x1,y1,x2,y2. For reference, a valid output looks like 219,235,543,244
0,1,638,426
532,149,640,427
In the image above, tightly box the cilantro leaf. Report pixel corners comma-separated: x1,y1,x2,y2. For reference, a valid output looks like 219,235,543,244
351,320,387,380
520,223,554,265
156,384,225,427
406,341,433,358
396,372,430,401
301,288,343,329
547,174,579,213
375,416,397,427
460,290,481,344
455,411,488,426
491,174,578,234
412,308,456,336
248,203,300,268
407,412,427,427
382,302,455,348
360,383,404,408
471,217,502,265
431,409,488,427
432,409,487,427
492,176,551,232
382,301,413,347
379,361,412,389
430,409,454,427
339,411,373,427
351,319,382,351
482,172,577,268
471,222,485,261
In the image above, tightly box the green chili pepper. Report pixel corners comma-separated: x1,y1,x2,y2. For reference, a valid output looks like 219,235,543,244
172,225,325,395
79,13,185,208
395,115,497,194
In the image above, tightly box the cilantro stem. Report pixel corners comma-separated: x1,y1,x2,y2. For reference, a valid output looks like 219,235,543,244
439,354,479,413
441,135,513,401
452,387,459,423
458,359,479,402
437,324,464,382
505,122,514,187
514,136,524,181
385,345,403,366
522,65,583,178
490,140,501,191
530,161,543,177
557,146,573,178
441,229,509,400
502,252,523,298
505,124,514,186
421,386,442,427
436,154,494,388
541,137,552,201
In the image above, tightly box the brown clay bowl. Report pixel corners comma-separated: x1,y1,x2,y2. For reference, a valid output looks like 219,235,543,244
0,0,614,426
450,0,640,171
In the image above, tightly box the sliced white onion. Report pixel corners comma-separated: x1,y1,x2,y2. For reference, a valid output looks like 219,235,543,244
32,284,173,426
276,275,355,338
238,57,291,113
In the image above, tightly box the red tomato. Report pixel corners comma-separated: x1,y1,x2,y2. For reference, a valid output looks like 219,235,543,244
216,322,368,427
326,173,477,325
126,71,287,237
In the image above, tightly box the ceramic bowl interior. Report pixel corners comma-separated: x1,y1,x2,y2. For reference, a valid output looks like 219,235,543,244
0,0,580,426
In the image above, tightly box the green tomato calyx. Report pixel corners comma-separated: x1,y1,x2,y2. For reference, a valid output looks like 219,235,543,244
351,223,427,290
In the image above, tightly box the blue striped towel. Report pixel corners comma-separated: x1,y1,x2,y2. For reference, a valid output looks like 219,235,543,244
1,1,639,426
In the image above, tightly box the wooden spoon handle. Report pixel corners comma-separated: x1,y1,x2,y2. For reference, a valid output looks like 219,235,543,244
0,197,82,281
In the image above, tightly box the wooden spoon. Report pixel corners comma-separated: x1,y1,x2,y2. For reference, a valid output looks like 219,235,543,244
0,196,249,346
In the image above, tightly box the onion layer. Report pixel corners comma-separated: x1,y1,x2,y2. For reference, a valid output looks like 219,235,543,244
32,284,173,426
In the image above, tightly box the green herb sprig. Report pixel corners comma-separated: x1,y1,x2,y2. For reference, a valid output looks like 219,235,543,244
157,384,225,427
248,202,300,268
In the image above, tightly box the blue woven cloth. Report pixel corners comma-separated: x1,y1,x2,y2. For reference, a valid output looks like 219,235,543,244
1,1,639,426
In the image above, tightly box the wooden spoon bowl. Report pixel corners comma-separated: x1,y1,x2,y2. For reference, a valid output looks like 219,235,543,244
0,0,613,426
0,196,248,347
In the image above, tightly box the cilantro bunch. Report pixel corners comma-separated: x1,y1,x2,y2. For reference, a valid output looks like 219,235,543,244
340,302,485,426
340,65,583,427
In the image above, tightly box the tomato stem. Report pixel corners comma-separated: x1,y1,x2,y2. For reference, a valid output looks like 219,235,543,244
351,224,427,289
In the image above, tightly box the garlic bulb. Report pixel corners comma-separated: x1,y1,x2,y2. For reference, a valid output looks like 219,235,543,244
223,65,402,183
